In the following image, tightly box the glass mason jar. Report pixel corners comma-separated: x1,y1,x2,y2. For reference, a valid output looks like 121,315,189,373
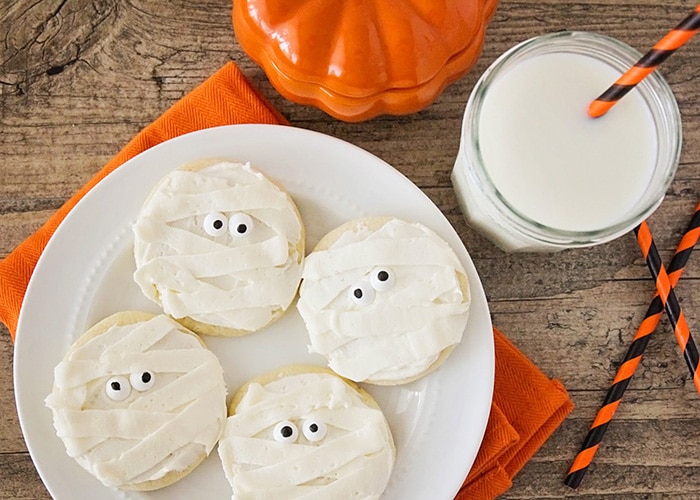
451,31,682,252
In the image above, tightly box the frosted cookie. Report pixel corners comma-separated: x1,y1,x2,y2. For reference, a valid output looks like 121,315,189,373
133,159,305,336
45,312,227,491
296,216,471,385
218,365,395,499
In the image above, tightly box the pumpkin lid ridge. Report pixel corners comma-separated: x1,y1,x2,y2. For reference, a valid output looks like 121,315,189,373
233,0,499,120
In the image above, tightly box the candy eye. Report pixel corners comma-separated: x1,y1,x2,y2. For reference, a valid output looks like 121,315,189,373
273,420,299,444
349,281,375,306
203,212,228,236
370,268,395,291
302,418,327,442
106,376,131,401
130,370,155,391
229,213,255,238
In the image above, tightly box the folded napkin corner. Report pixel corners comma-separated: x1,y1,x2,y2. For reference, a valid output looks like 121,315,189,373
458,329,574,499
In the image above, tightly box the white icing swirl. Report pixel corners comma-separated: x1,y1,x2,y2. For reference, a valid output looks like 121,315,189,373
297,218,470,383
218,371,394,499
133,161,304,332
45,314,227,488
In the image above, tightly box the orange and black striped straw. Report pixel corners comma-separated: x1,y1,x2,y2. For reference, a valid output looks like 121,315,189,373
635,219,700,393
565,202,700,489
588,4,700,118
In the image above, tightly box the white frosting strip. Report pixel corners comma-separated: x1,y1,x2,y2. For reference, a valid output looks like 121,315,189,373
58,388,221,457
55,409,174,439
55,349,215,388
46,315,227,488
128,443,202,486
133,161,303,332
134,217,233,255
129,363,224,412
154,169,234,195
231,424,386,488
324,320,464,382
218,372,394,499
154,269,298,316
306,303,468,350
302,237,463,280
223,464,387,500
296,218,470,383
295,461,391,500
300,303,466,342
300,265,461,312
93,389,223,486
191,307,276,333
136,235,289,278
102,314,177,355
247,207,302,243
142,183,291,221
225,378,352,436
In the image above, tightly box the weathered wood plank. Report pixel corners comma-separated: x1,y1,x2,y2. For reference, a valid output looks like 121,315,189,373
0,453,50,499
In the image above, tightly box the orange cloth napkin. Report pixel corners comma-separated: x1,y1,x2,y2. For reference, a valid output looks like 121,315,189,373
459,331,573,498
0,62,573,499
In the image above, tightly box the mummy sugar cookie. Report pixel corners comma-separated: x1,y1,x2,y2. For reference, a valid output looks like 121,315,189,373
45,312,227,491
133,159,305,336
296,217,471,385
218,366,395,498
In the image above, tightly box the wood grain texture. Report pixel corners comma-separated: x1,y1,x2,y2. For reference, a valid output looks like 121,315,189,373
1,0,698,498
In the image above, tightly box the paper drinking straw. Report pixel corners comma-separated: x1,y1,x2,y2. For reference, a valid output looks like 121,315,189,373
565,202,700,489
636,220,700,393
588,4,700,118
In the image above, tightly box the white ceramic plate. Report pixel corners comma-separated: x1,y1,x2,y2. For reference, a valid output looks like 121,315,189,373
14,125,494,499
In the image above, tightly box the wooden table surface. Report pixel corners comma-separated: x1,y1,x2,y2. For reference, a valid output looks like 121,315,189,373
1,1,699,498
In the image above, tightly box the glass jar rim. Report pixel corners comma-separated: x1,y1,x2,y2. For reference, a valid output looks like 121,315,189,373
461,30,682,247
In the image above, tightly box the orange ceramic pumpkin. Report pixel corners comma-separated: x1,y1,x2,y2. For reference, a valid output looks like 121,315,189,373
233,0,498,121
